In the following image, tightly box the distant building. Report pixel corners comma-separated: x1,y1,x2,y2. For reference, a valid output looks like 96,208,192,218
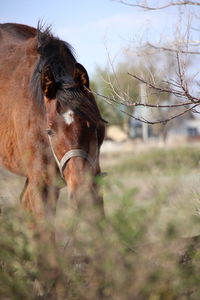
167,118,200,142
128,104,200,142
129,119,154,139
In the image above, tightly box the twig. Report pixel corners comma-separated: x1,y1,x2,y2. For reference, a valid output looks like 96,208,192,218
88,88,200,124
176,52,199,102
88,88,195,108
113,0,200,10
128,72,200,103
120,104,199,125
146,42,200,55
127,73,185,98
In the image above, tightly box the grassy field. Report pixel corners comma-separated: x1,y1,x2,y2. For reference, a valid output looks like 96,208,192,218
1,144,200,299
101,145,200,238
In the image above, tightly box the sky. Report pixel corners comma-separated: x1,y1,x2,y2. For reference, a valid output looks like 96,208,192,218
0,0,193,77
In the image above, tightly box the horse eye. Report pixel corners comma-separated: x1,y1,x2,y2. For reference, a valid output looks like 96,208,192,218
46,129,54,136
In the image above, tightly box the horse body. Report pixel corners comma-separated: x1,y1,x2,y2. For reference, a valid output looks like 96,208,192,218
0,24,37,175
0,23,105,217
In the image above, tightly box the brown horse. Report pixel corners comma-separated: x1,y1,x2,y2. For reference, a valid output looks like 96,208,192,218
0,23,105,219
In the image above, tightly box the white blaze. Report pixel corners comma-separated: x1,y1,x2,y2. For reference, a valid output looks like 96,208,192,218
62,110,74,125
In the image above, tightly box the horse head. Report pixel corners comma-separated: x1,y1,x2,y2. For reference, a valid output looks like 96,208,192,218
40,62,105,212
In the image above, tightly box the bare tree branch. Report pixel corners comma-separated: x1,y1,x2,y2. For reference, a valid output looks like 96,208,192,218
127,72,197,101
87,87,196,108
128,68,200,104
120,104,199,125
114,0,200,10
146,42,200,55
88,87,200,125
175,52,200,103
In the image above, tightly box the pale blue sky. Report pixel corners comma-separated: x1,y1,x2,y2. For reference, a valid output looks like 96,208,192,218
0,0,191,76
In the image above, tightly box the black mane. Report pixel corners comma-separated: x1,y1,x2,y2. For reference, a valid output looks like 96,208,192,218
31,24,76,107
31,24,104,125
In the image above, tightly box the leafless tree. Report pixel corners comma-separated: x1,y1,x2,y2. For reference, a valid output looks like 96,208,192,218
93,0,200,124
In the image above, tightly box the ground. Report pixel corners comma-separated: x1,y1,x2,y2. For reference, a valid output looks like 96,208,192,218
1,141,200,299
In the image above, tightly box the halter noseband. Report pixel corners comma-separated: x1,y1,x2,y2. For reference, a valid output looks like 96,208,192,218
48,130,98,179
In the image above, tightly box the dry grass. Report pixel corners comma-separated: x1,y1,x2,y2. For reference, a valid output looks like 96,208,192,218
0,144,200,299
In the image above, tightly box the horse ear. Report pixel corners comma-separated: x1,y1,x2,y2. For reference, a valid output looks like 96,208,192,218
73,63,89,88
41,65,57,99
